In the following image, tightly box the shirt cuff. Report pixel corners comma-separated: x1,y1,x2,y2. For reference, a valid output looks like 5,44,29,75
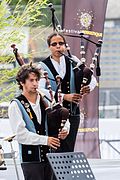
89,75,97,91
39,135,48,145
62,119,70,133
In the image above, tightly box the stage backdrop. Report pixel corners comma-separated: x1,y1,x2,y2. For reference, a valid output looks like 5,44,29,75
62,0,108,158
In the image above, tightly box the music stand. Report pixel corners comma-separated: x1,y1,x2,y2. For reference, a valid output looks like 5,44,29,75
4,135,20,180
0,157,7,170
47,152,96,180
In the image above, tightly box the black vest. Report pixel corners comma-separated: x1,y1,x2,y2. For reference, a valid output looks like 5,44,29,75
16,94,50,163
42,56,80,115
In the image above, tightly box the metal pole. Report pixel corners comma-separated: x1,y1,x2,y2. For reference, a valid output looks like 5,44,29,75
9,141,20,180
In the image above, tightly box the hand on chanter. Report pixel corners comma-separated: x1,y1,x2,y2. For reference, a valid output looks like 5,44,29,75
47,137,60,149
58,129,69,140
80,85,90,95
63,93,82,104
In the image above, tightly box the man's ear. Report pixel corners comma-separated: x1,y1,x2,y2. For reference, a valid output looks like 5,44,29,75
20,81,24,88
48,46,52,53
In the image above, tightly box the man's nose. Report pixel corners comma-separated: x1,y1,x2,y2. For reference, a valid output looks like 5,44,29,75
56,43,60,48
33,80,38,86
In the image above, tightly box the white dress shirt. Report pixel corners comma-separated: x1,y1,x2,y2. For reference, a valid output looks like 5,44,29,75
51,56,66,79
8,94,48,146
38,55,97,94
38,55,97,133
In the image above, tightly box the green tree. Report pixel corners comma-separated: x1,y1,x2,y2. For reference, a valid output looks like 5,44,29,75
0,0,48,103
9,0,61,6
48,0,61,5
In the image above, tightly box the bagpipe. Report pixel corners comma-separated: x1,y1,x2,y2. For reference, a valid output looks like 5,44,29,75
48,3,103,93
37,71,69,137
11,44,69,138
58,35,102,93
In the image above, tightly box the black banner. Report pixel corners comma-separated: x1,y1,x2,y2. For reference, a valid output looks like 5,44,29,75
62,0,108,158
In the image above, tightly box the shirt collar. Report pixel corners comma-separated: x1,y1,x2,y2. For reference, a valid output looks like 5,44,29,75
29,94,40,106
50,55,65,64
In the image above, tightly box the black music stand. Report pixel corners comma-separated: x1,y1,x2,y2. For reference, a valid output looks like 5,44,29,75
47,152,96,180
4,135,20,180
0,163,7,170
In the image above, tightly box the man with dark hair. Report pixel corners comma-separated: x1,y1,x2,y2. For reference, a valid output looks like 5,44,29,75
38,32,97,152
8,64,68,180
47,32,66,47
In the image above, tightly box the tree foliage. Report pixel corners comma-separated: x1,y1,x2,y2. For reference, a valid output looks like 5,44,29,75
0,0,48,103
9,0,61,6
0,0,48,57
